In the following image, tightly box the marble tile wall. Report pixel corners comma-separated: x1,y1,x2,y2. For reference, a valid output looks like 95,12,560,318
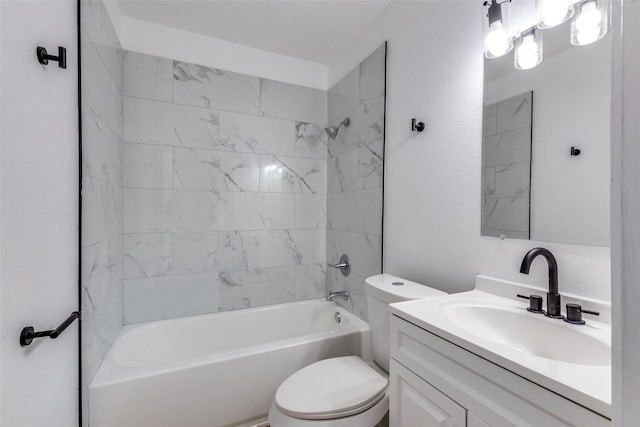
122,51,328,323
326,44,386,320
481,91,532,239
80,0,124,424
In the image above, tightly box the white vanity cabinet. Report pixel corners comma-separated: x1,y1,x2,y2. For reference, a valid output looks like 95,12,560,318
389,315,611,427
467,413,491,427
390,360,466,426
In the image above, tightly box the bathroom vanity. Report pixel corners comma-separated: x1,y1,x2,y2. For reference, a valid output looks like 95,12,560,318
388,276,611,427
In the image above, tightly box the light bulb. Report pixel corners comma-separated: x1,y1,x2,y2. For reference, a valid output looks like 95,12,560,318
516,34,541,70
538,0,573,28
575,1,602,44
487,22,510,57
576,1,601,30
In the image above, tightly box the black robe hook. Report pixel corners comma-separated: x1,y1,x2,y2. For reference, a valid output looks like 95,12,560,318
37,46,67,69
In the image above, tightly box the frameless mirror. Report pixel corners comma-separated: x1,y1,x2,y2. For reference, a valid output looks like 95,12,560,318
482,19,611,246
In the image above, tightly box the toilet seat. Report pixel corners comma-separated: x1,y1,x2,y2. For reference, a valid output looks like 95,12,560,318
274,356,388,420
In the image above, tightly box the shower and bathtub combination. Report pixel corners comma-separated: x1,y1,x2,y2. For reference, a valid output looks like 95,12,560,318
89,301,370,427
80,2,388,424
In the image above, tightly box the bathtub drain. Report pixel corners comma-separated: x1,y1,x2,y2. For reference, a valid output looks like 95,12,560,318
333,311,342,323
334,311,341,323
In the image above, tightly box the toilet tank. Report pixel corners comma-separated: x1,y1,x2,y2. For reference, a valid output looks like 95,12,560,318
365,274,446,372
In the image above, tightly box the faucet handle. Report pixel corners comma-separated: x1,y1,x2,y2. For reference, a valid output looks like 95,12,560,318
329,254,351,277
517,294,544,314
564,303,600,325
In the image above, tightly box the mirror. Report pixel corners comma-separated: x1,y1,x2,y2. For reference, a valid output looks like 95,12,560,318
482,19,611,246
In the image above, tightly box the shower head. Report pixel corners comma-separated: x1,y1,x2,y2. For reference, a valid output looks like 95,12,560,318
325,118,350,140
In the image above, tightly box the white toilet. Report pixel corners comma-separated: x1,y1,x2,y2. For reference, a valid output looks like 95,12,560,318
268,274,446,426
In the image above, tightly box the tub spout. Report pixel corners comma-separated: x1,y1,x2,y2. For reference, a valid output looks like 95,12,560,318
327,291,349,302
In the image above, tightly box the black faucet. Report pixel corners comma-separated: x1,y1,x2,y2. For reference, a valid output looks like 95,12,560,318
519,248,562,318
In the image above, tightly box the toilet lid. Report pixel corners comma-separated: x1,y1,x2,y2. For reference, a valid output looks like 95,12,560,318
274,356,388,420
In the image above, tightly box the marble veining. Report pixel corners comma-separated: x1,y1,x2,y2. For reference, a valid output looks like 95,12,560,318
116,48,382,324
123,233,173,279
124,51,173,101
124,189,219,233
218,231,260,271
173,148,221,190
260,155,326,194
124,96,219,149
328,94,385,158
295,122,328,159
173,232,220,275
326,44,386,322
482,92,532,239
81,2,125,419
219,152,260,192
497,92,532,133
294,263,327,300
173,62,260,114
294,194,327,229
495,162,530,198
218,267,295,311
259,229,325,268
219,111,295,155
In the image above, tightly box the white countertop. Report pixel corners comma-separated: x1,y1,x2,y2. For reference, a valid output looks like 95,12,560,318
389,275,612,419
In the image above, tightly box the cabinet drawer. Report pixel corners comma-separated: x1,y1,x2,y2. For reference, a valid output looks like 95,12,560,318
391,315,610,427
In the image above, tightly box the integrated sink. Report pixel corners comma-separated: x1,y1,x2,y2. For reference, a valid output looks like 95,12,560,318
443,302,611,366
389,275,612,418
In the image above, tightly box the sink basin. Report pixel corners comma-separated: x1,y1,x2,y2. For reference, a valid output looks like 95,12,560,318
388,275,612,418
443,303,610,366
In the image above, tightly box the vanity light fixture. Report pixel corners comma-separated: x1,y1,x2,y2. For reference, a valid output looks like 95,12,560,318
482,0,513,58
571,0,609,46
483,0,609,71
514,28,543,70
536,0,575,29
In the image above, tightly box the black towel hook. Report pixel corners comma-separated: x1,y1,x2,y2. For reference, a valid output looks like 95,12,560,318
20,311,80,346
411,118,425,132
37,46,67,69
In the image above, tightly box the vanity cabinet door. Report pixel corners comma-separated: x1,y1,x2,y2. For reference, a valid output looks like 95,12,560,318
390,359,466,427
467,412,491,427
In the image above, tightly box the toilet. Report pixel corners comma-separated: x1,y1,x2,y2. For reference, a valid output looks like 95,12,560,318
268,274,447,426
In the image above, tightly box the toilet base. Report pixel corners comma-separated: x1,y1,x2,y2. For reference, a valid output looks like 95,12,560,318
268,393,389,427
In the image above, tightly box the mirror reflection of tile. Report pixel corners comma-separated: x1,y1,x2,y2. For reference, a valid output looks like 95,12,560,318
481,91,532,240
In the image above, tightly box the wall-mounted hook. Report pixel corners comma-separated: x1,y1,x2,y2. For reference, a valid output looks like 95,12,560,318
37,46,67,69
411,118,425,132
570,146,581,156
20,311,79,346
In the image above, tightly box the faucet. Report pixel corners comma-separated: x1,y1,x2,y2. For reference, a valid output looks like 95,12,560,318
519,247,562,318
327,290,349,302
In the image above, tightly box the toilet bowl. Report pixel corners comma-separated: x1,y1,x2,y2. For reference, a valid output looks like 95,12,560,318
268,274,446,426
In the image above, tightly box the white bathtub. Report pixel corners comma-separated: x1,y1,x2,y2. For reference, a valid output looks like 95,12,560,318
89,299,370,427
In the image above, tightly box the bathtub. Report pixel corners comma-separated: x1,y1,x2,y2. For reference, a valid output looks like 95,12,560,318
89,299,370,427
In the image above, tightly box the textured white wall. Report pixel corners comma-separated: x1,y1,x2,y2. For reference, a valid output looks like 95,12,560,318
1,0,79,426
329,1,610,301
